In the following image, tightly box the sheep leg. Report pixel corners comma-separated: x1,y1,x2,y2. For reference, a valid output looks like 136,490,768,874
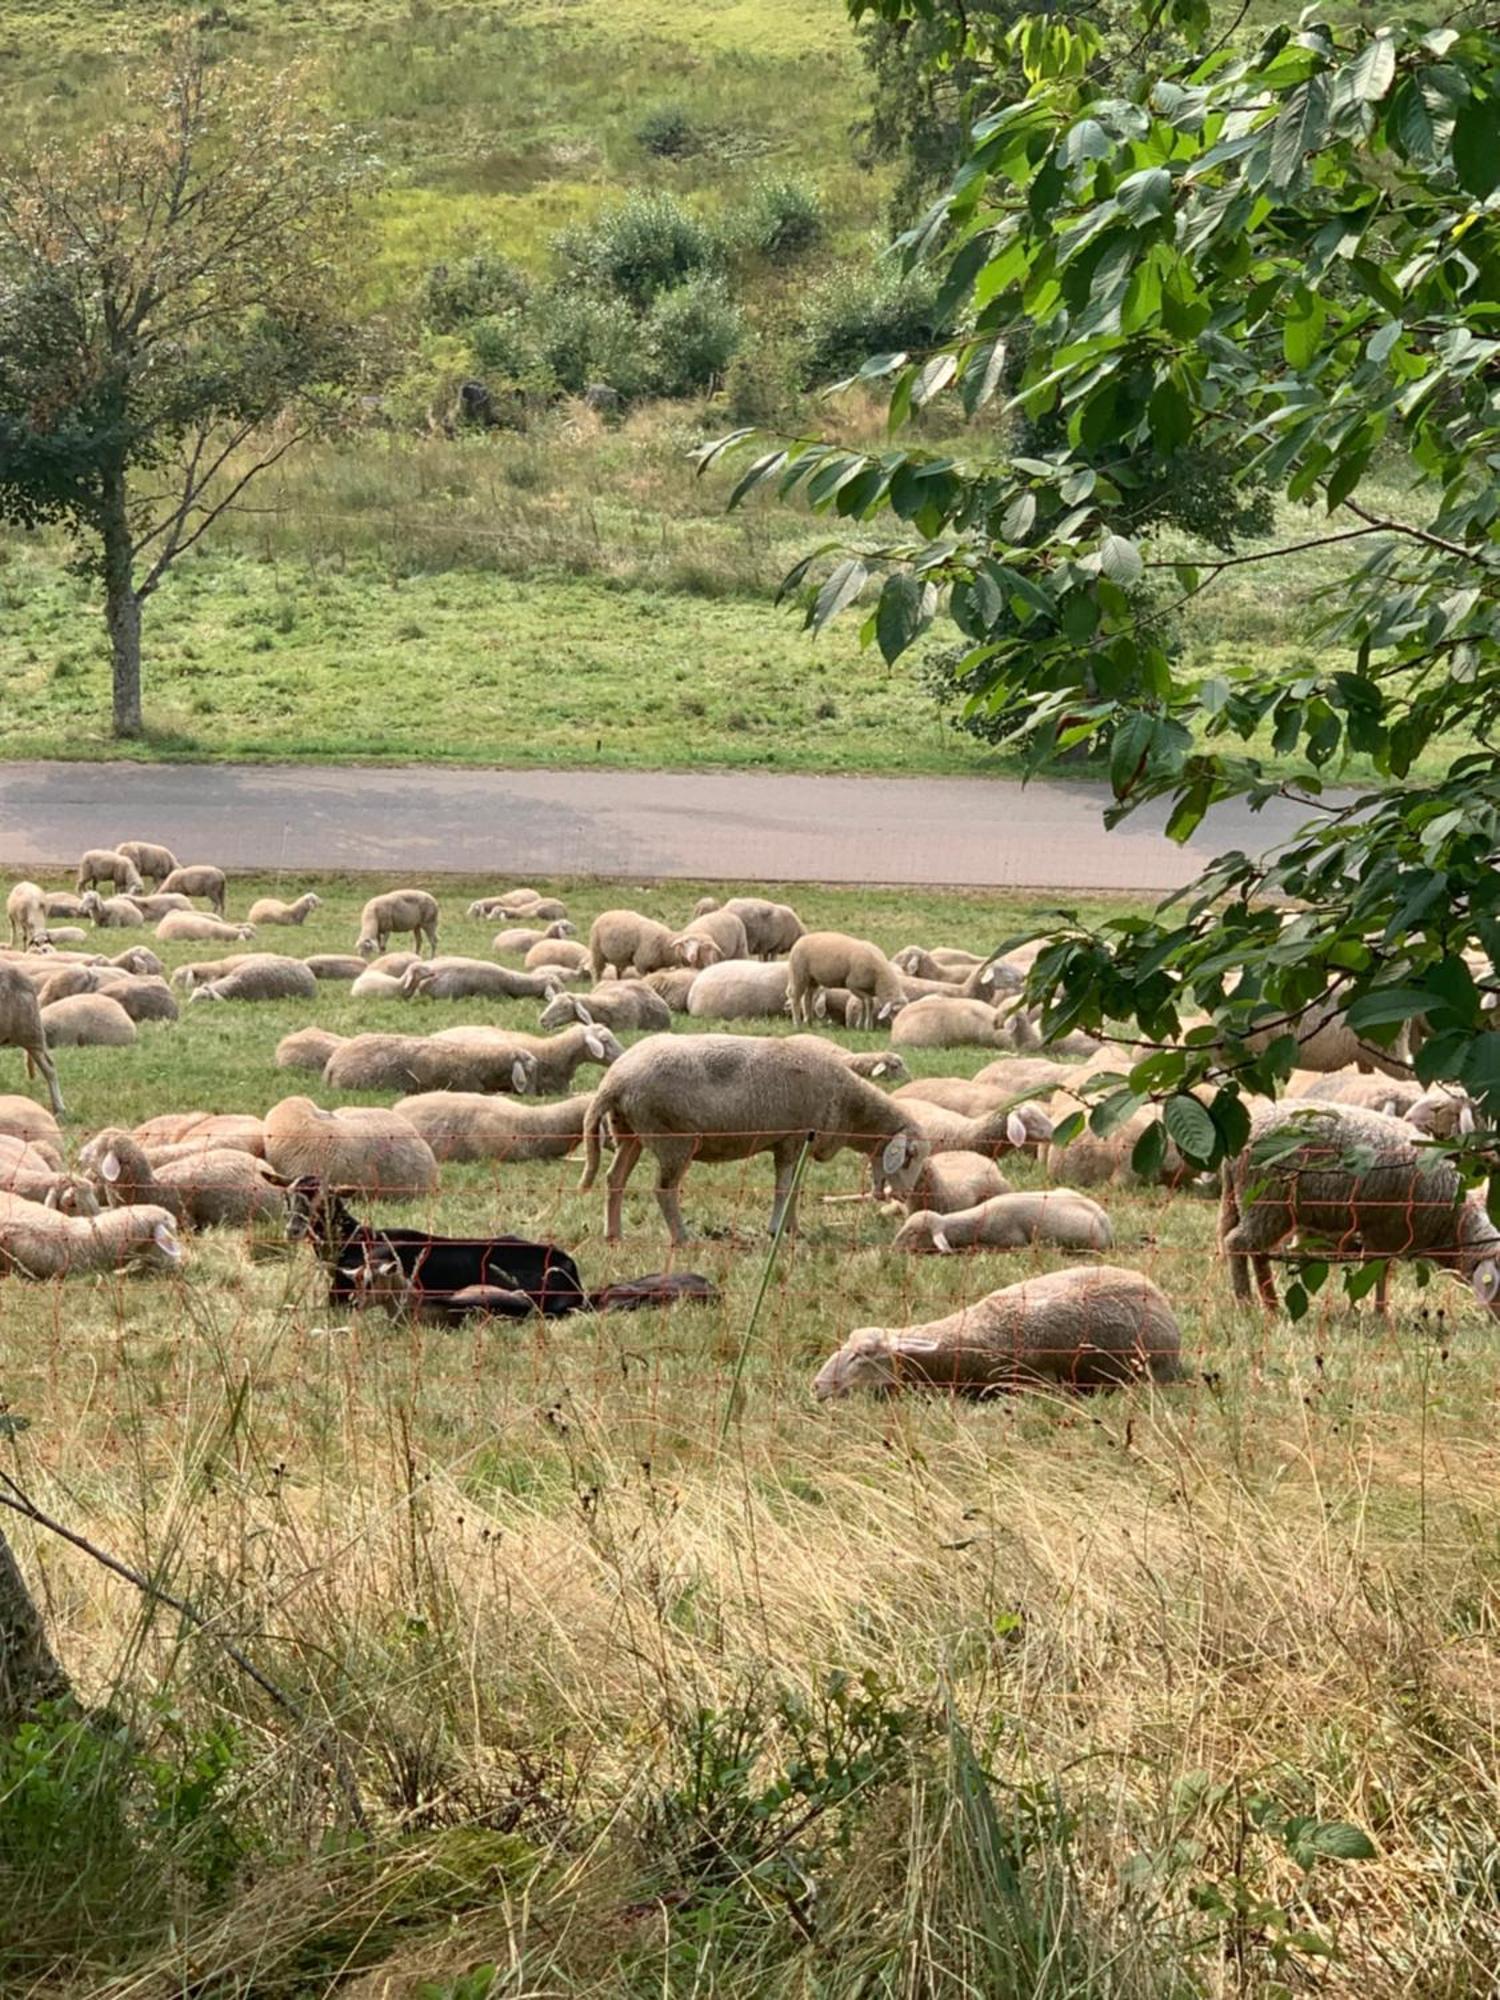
651,1141,696,1246
604,1132,643,1242
769,1139,804,1238
1251,1254,1278,1309
26,1041,65,1120
1374,1261,1391,1317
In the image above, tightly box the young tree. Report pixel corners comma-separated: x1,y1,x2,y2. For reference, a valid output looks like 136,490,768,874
0,32,366,737
704,5,1500,1222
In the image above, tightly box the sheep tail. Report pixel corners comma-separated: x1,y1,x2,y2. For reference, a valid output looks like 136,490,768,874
579,1085,610,1191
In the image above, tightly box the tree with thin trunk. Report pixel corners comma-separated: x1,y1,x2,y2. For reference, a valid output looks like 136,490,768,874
0,28,367,738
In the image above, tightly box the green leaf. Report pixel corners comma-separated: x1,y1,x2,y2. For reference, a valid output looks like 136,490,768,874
1130,1118,1168,1179
1117,167,1173,223
1453,100,1500,198
1098,533,1144,584
1391,75,1438,159
1148,379,1193,454
808,557,869,632
1343,32,1397,106
960,336,1008,416
1268,75,1330,191
726,449,788,511
1163,1092,1217,1163
875,573,928,665
910,353,958,410
1294,1820,1378,1864
1343,986,1435,1029
1283,289,1327,369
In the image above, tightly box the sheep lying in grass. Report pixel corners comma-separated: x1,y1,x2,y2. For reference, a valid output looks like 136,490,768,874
526,937,591,975
589,910,678,981
78,1129,285,1229
812,1265,1183,1398
670,908,749,970
891,994,1033,1051
0,1094,62,1152
277,1027,347,1073
0,1134,97,1213
892,946,982,981
393,1090,592,1163
0,1191,182,1277
894,1190,1114,1255
80,891,146,929
115,840,178,887
897,1095,1052,1160
468,889,565,920
76,849,144,896
349,968,407,1000
126,893,194,921
788,934,908,1030
1232,991,1412,1080
304,954,367,981
686,959,792,1022
355,889,439,959
170,956,252,993
1219,1101,1500,1313
892,1149,1012,1216
492,922,574,956
322,1034,453,1095
187,956,320,1004
401,958,563,1003
159,865,228,915
263,1096,440,1198
539,984,672,1034
37,966,178,1024
40,995,138,1047
156,911,254,944
246,892,322,926
133,1112,266,1158
426,1023,621,1095
6,882,48,948
580,1032,930,1243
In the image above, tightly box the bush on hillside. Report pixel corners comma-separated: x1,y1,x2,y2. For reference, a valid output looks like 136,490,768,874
533,290,649,399
422,251,531,332
797,263,945,387
645,276,743,396
734,178,825,259
555,192,723,308
636,104,699,158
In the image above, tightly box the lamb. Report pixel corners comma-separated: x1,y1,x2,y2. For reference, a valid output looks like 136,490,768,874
812,1265,1183,1398
894,1190,1114,1255
40,994,137,1047
589,910,679,981
579,1032,930,1243
80,892,146,929
0,1094,62,1152
115,840,178,887
719,897,806,958
686,959,792,1022
644,966,699,1012
670,908,749,970
76,849,145,896
78,1129,285,1229
491,922,574,956
124,893,194,921
156,911,255,944
1219,1101,1500,1313
394,1090,593,1163
262,1095,440,1198
401,958,564,1003
0,1135,96,1213
525,938,591,974
133,1112,266,1158
788,933,908,1030
896,1149,1012,1215
277,1027,347,1072
539,984,672,1034
355,889,440,959
158,865,228,915
891,994,1029,1050
304,954,367,981
187,955,320,1004
6,882,48,949
426,1023,621,1096
0,1192,182,1278
246,892,323,927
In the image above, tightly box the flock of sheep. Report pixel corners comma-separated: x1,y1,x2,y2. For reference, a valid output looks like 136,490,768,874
1,842,1496,1399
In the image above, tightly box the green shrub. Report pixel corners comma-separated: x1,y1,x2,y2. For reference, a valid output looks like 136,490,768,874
735,177,825,259
467,312,557,400
535,290,649,398
421,252,531,333
798,262,945,387
636,103,699,158
646,276,743,397
555,192,723,308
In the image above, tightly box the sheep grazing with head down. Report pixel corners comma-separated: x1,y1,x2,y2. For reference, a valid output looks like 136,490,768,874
812,1265,1183,1399
158,865,228,916
893,1189,1114,1255
76,849,145,897
7,883,49,949
262,1095,440,1198
115,841,178,888
246,892,323,927
588,910,679,982
788,933,908,1030
0,1190,183,1277
580,1032,930,1243
670,908,749,971
355,890,440,960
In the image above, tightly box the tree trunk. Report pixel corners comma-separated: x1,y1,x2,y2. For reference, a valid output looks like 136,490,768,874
100,464,143,739
0,1526,71,1732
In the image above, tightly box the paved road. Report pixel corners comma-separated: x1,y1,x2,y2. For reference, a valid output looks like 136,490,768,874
0,761,1322,892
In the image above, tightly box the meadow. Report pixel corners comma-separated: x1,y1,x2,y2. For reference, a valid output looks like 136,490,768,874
3,871,1498,1996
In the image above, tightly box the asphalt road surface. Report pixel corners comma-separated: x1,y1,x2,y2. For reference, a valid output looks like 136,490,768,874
0,761,1324,893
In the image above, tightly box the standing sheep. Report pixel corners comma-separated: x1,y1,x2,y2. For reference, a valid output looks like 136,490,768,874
76,849,145,896
355,890,440,959
246,892,323,926
788,933,908,1030
159,865,229,916
579,1033,930,1243
115,841,178,887
0,967,69,1124
588,910,679,982
720,897,806,958
812,1265,1183,1398
6,883,48,949
893,1190,1114,1255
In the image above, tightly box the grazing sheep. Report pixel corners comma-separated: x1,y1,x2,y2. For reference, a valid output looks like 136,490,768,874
394,1090,592,1163
1219,1101,1500,1313
276,1027,347,1073
401,958,563,1003
0,1094,62,1152
539,984,672,1035
133,1112,266,1158
644,966,700,1012
125,893,194,921
427,1023,621,1096
304,954,367,982
158,865,228,915
891,994,1026,1050
894,1190,1114,1255
788,933,908,1030
156,911,255,944
896,1149,1012,1216
355,889,440,959
589,910,679,982
111,946,165,979
812,1265,1183,1398
720,897,806,958
491,922,574,956
246,892,323,927
40,994,137,1047
188,955,320,1004
80,892,146,929
262,1095,439,1198
170,955,252,993
76,849,145,896
0,1192,182,1277
6,882,48,949
0,1134,96,1213
686,959,792,1022
115,840,178,887
670,908,749,970
525,937,591,974
579,1032,930,1243
78,1130,284,1229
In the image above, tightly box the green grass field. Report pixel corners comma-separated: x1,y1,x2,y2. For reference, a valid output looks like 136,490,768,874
3,872,1499,1994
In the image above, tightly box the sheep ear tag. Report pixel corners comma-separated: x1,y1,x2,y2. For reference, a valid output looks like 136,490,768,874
585,1029,606,1059
881,1135,908,1177
100,1149,122,1183
1005,1111,1029,1147
511,1059,528,1094
1473,1260,1500,1305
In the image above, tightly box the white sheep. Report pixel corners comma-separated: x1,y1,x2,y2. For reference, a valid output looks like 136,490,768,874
890,994,1028,1050
355,890,440,959
525,937,591,975
76,849,144,896
579,1032,930,1242
1,962,66,1122
78,1129,285,1229
158,864,229,915
187,955,320,1004
246,892,323,926
894,1190,1114,1255
80,892,146,929
111,946,165,978
538,984,672,1034
1233,991,1412,1080
0,1134,97,1213
813,1265,1183,1397
0,1093,62,1152
170,955,253,993
898,1094,1053,1159
349,968,408,1000
322,1034,452,1094
787,933,907,1030
400,958,564,1003
37,966,178,1024
719,897,806,958
42,892,87,920
6,882,48,948
125,893,194,921
670,908,749,970
304,954,367,981
895,1149,1012,1216
115,840,178,887
40,994,138,1047
491,921,575,956
276,1027,347,1072
643,967,700,1012
426,1022,621,1095
262,1096,440,1198
686,959,793,1021
393,1090,593,1163
0,1191,182,1278
588,910,679,981
133,1112,266,1158
156,911,255,944
892,945,982,981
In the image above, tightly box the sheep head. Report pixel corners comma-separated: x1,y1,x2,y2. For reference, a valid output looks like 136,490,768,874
813,1330,900,1399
